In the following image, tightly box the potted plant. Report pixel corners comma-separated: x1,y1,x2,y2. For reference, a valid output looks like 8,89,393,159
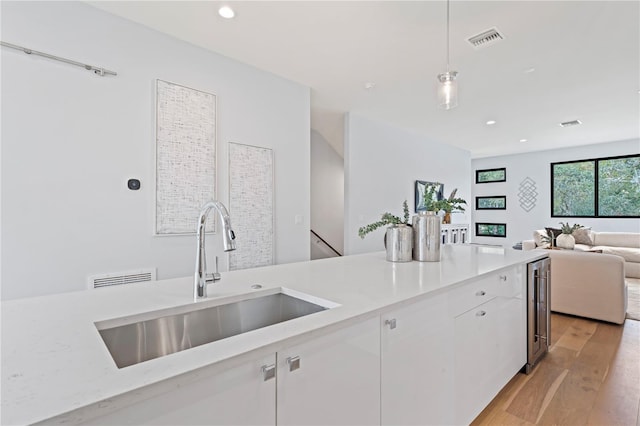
434,189,467,224
358,201,412,262
358,200,410,238
557,222,582,249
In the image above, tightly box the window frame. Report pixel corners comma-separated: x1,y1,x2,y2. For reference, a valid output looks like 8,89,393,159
550,153,640,218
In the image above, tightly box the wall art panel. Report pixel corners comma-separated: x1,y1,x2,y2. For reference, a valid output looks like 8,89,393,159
155,79,216,235
228,142,274,270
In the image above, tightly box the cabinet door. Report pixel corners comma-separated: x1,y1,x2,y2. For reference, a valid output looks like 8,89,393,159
277,317,380,426
381,294,454,425
454,295,525,425
84,354,276,425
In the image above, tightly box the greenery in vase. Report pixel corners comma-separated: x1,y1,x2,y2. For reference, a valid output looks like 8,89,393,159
421,182,443,211
434,188,467,213
358,200,410,239
559,222,582,234
540,231,555,248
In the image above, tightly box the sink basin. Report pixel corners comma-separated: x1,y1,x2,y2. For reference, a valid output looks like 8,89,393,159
96,291,331,368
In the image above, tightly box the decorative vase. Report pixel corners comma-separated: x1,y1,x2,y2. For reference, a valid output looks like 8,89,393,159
384,224,413,262
556,233,575,250
412,211,441,262
443,212,451,224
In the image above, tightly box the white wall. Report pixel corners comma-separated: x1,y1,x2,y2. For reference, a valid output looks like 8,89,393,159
472,139,640,247
1,2,310,300
310,129,344,256
345,113,472,255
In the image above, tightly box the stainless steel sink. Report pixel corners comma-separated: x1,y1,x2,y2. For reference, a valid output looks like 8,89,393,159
97,292,329,368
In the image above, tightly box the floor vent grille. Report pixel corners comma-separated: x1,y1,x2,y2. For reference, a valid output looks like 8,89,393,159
89,268,156,289
467,27,504,49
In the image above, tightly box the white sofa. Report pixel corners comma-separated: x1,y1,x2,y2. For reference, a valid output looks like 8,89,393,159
546,250,627,324
523,230,640,278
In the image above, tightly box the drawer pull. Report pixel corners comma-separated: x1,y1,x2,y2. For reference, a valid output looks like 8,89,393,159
287,356,301,372
385,318,397,329
261,364,276,381
476,290,486,296
499,275,508,281
476,310,487,317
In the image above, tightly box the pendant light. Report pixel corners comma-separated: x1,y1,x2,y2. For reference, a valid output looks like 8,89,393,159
437,0,458,110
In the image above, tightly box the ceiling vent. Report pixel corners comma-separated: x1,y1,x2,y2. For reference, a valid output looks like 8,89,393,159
467,27,504,49
559,120,582,128
88,268,156,289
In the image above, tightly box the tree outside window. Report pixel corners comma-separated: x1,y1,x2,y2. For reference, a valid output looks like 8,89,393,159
552,154,639,218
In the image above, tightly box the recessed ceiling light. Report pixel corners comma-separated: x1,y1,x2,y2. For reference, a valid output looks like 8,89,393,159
519,139,528,143
218,6,235,19
486,120,496,125
364,82,376,90
524,67,536,74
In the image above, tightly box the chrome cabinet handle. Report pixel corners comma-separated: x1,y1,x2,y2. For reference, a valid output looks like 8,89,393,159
476,290,486,296
261,364,276,381
499,275,507,281
287,356,300,372
476,310,487,317
385,318,397,329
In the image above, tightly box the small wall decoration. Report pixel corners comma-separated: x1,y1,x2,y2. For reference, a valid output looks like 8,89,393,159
155,79,216,235
476,168,506,184
415,180,444,212
518,177,538,212
476,196,506,210
476,222,507,238
228,142,274,271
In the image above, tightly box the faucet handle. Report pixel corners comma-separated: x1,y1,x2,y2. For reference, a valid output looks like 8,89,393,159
212,256,222,282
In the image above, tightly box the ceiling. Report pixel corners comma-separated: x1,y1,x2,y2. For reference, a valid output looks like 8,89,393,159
89,1,640,158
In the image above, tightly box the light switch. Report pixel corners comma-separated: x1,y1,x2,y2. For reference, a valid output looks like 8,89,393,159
294,215,303,225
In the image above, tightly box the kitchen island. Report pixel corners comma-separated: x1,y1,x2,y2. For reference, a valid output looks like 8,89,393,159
1,245,547,425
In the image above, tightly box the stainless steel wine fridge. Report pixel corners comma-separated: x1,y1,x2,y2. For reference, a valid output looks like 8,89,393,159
524,257,551,374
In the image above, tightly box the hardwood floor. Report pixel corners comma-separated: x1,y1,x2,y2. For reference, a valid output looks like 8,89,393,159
471,314,640,426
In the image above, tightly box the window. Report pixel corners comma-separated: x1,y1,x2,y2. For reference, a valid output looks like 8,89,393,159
551,154,640,218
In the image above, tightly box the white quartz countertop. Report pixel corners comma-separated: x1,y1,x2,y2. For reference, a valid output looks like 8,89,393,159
1,245,546,425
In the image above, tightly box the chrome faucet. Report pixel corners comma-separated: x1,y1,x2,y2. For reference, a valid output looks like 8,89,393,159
194,201,236,300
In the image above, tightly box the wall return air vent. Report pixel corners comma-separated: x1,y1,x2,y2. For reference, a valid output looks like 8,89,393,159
89,268,156,289
467,27,504,49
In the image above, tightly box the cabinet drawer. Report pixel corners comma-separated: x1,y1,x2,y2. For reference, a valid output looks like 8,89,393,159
494,266,522,299
448,275,498,317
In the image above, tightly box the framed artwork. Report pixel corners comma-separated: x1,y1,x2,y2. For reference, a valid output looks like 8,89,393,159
155,79,216,235
475,196,507,210
476,168,506,184
415,180,444,212
475,223,507,238
228,142,274,271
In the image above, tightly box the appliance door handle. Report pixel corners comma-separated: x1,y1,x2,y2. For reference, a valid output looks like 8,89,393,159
545,267,551,345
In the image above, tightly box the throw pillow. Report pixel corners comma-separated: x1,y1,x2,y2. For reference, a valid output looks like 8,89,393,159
572,227,594,245
545,227,562,246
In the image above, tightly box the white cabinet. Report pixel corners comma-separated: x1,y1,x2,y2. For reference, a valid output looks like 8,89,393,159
381,294,454,425
83,265,528,426
86,319,380,426
85,353,276,426
452,266,526,425
277,317,380,426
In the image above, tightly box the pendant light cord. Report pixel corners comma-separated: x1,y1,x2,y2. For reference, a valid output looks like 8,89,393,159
446,0,450,72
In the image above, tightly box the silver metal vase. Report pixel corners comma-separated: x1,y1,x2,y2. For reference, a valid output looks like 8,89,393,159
384,224,413,262
412,211,441,262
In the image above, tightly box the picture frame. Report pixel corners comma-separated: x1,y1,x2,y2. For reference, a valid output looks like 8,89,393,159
475,196,507,210
476,168,506,184
475,222,507,238
415,180,444,212
155,79,216,235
